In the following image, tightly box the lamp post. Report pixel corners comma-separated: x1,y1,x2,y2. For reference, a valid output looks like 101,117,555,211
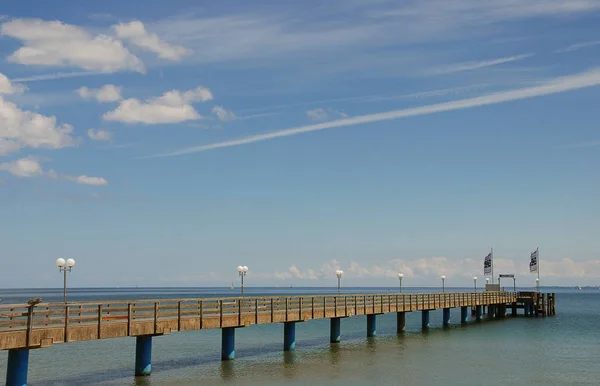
485,277,489,289
473,276,478,292
441,275,446,292
535,278,539,292
335,270,344,295
56,258,75,303
237,265,248,297
398,273,404,293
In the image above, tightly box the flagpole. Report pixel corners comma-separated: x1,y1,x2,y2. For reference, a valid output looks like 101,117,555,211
491,247,494,284
537,247,540,286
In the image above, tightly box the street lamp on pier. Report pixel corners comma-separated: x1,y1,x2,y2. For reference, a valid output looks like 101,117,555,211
441,275,446,293
237,265,248,296
335,270,344,295
473,276,478,292
398,273,404,293
535,278,539,292
56,258,75,302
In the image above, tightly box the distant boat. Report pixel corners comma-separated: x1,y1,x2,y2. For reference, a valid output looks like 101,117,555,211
578,286,582,290
231,282,235,290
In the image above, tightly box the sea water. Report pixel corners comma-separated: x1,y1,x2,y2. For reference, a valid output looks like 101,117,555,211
0,287,597,385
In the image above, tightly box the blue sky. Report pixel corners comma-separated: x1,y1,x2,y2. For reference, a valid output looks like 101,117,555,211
1,0,599,288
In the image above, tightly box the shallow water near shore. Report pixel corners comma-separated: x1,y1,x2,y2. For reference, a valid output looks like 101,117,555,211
1,287,598,385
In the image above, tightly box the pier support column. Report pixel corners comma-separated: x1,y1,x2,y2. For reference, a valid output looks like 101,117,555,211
487,305,495,319
476,305,483,322
442,308,451,326
283,322,296,351
330,317,341,343
422,310,430,329
221,327,236,360
367,314,377,337
461,306,469,323
6,349,29,386
135,336,152,376
511,303,517,317
396,312,406,333
524,303,529,316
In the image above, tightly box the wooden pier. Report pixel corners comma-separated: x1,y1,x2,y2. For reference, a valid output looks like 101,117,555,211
1,291,555,385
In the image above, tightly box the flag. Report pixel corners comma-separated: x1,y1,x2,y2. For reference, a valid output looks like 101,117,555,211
529,249,538,273
483,252,492,275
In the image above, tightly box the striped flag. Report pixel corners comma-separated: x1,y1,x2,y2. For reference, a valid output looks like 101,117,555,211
483,252,492,276
529,248,539,273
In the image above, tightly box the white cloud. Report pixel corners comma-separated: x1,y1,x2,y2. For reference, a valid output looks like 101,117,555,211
113,20,191,60
306,108,328,121
427,54,534,75
68,175,109,186
264,256,600,284
77,84,122,102
306,107,348,121
87,129,112,141
0,18,145,73
212,106,236,121
0,72,26,94
0,96,78,155
151,67,600,157
103,86,213,124
555,40,600,53
0,157,108,185
0,157,43,177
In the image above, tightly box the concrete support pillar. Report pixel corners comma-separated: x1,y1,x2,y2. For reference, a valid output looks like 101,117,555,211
283,322,296,351
221,327,235,360
421,310,430,329
442,308,451,326
487,305,495,319
476,305,483,321
330,317,341,343
135,335,153,376
6,349,29,386
396,312,406,334
367,314,377,337
461,306,469,323
524,303,529,316
511,302,517,317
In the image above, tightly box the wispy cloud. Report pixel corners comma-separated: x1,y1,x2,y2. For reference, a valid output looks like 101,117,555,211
240,84,490,115
427,54,534,75
147,67,600,158
12,71,101,82
555,40,600,53
561,140,600,149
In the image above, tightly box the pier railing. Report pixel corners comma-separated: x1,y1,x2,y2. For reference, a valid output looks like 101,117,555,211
0,292,516,350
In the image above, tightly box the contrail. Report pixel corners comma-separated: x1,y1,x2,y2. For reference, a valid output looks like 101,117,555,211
148,67,600,158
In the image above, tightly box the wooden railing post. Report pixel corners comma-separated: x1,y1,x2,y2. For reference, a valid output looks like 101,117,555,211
177,301,181,331
219,300,223,328
254,299,259,324
64,305,70,343
97,304,102,339
199,300,204,329
154,302,159,334
127,303,132,336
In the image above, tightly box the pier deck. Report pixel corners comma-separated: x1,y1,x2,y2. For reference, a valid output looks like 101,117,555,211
1,291,518,351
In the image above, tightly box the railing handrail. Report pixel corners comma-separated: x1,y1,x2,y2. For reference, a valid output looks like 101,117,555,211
0,291,516,309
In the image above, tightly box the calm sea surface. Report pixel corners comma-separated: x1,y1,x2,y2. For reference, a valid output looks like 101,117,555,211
1,287,598,385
